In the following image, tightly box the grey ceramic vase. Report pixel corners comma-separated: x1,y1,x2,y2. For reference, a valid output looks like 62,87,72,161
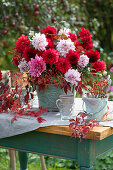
82,95,108,121
36,84,73,112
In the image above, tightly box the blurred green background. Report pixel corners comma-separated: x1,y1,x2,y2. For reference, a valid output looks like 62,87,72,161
0,0,113,71
0,0,113,169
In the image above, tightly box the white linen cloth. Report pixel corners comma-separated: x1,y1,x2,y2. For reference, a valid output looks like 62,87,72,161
0,98,113,139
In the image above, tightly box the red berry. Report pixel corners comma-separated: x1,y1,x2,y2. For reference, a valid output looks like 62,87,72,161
82,0,86,4
14,13,18,17
2,41,7,47
2,28,9,35
33,4,39,10
33,11,39,16
17,26,21,31
35,26,40,31
23,5,30,12
10,22,15,27
20,21,24,25
5,16,9,20
51,17,56,23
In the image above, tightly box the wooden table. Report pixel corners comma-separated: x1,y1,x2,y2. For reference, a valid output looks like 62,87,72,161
0,125,113,170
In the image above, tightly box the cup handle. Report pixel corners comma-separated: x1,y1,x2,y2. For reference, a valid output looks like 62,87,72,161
56,99,62,109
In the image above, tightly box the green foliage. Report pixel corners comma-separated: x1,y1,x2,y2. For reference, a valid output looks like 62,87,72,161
0,0,84,70
81,0,113,52
0,0,113,72
1,149,113,170
94,150,113,170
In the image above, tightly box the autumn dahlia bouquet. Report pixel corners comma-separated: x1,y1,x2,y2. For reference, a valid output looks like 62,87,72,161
12,26,107,93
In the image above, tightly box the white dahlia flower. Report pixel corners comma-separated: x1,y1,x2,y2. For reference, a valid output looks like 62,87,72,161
18,59,30,72
32,33,48,51
56,39,75,57
58,28,70,37
78,54,89,68
64,69,81,86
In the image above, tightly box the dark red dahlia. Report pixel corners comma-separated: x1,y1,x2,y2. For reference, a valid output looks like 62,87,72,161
75,41,82,47
81,37,93,50
75,41,84,52
23,47,38,61
78,28,93,50
42,49,59,65
92,60,106,73
66,50,80,64
55,58,71,74
79,28,91,38
16,35,31,53
68,32,77,42
42,26,57,40
46,38,54,49
0,70,2,81
85,49,100,63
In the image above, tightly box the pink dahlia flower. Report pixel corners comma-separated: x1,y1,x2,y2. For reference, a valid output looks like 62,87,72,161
78,54,89,67
110,67,113,73
64,69,81,86
28,55,46,77
110,86,113,92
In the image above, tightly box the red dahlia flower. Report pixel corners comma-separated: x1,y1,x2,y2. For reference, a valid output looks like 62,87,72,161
79,28,91,38
23,47,38,62
85,49,100,63
0,70,2,81
55,58,71,74
92,60,106,73
81,37,93,50
79,28,93,50
16,35,31,53
68,32,77,42
66,50,80,64
42,49,59,65
42,26,57,40
46,38,54,49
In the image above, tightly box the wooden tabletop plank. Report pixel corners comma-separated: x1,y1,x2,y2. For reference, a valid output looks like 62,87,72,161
36,126,113,140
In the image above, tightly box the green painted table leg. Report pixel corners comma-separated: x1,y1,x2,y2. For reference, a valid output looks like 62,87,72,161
80,166,93,170
18,151,28,170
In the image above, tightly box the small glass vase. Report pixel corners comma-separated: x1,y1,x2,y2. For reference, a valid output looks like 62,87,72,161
56,94,75,120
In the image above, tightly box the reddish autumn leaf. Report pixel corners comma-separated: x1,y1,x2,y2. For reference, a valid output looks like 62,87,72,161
69,124,75,129
37,117,46,123
69,111,99,140
24,92,29,104
11,114,18,124
64,86,68,94
11,99,21,113
30,93,34,99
